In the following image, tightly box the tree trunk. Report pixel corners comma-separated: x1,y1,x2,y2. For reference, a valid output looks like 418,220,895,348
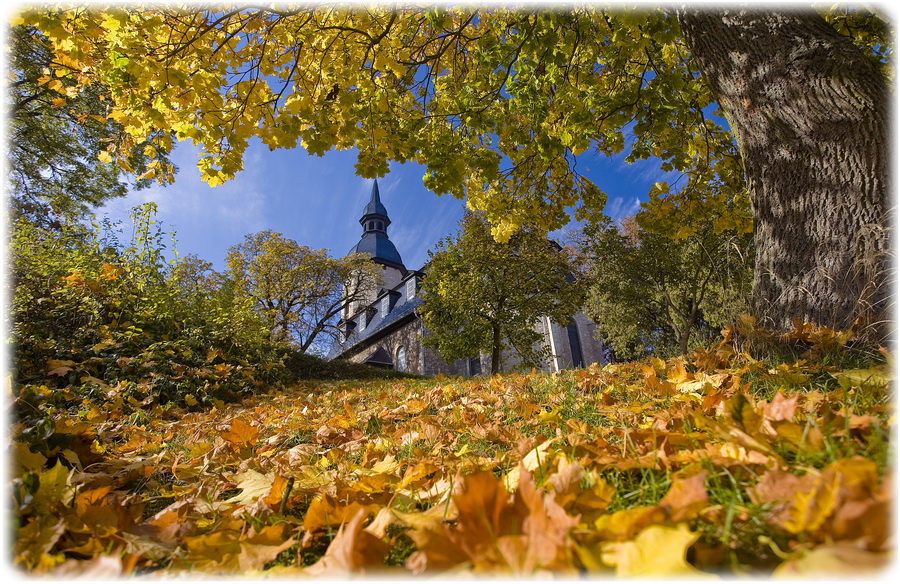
676,8,891,341
491,322,502,375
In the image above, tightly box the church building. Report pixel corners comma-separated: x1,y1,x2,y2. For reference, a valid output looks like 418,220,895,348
327,180,604,376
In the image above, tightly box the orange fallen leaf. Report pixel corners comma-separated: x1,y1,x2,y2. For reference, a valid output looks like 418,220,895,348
220,419,259,447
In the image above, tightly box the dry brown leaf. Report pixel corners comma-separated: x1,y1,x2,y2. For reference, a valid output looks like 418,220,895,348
305,509,391,576
658,471,709,521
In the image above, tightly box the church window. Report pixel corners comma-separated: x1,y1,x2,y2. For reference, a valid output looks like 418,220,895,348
395,345,407,372
406,277,417,299
566,323,585,368
381,296,390,315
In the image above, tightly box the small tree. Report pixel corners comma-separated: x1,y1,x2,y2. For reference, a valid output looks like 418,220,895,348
577,215,752,360
419,213,584,374
226,231,382,354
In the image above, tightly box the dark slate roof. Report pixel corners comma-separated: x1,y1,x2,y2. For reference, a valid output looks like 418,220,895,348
349,232,404,267
363,346,393,367
362,180,388,218
328,295,422,359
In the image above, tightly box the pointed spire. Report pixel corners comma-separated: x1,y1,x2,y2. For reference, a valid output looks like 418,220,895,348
362,179,389,219
350,178,404,270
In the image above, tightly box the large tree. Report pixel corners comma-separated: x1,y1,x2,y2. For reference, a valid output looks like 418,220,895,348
226,231,382,354
419,213,585,374
675,8,891,341
16,6,892,339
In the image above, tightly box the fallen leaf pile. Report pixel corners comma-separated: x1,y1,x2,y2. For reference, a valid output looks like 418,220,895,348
9,320,894,578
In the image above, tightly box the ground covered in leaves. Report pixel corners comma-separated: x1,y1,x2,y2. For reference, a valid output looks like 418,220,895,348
10,321,894,578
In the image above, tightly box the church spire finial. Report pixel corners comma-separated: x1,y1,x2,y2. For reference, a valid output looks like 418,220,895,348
361,179,388,222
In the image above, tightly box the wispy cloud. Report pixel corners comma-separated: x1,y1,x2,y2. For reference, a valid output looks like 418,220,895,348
605,196,642,221
98,142,270,265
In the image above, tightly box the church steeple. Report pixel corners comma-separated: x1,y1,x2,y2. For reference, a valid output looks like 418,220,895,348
349,179,405,272
360,179,391,234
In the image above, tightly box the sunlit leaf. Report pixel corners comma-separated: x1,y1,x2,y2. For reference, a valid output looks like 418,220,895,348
773,542,891,577
600,524,706,577
220,419,259,448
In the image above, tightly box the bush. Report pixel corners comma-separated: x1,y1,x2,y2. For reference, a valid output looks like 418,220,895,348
8,205,287,417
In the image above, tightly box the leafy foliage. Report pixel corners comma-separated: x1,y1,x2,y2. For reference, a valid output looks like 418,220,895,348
9,205,283,413
6,24,176,226
226,231,383,355
419,213,585,374
577,214,753,360
13,6,892,335
12,6,739,234
10,319,893,578
16,4,887,237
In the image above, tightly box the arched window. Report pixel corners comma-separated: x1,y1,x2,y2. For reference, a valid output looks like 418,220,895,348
395,345,407,372
566,323,585,368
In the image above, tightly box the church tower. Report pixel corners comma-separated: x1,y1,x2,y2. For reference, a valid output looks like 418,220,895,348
344,180,407,317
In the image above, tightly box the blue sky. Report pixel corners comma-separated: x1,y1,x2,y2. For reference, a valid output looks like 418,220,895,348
98,138,674,272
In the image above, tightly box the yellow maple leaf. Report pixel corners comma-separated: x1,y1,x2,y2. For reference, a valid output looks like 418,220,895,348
225,469,275,506
783,471,841,534
601,524,707,577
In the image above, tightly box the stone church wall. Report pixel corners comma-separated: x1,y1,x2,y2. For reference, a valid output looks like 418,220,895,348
343,317,422,372
342,317,481,377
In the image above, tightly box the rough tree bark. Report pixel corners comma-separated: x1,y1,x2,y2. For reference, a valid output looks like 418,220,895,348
676,8,891,341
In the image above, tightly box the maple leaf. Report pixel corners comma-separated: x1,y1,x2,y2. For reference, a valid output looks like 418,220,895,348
657,471,709,522
129,500,198,554
225,469,276,506
181,523,295,573
302,493,382,534
304,509,391,576
502,463,580,575
600,524,707,577
408,466,580,575
14,515,65,570
220,418,259,453
773,542,892,577
27,461,75,515
593,506,666,541
751,458,892,550
833,366,891,392
503,438,557,492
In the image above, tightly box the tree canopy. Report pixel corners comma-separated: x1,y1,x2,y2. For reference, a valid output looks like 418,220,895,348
7,24,176,225
577,214,752,360
419,213,584,374
226,230,382,354
15,5,892,336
